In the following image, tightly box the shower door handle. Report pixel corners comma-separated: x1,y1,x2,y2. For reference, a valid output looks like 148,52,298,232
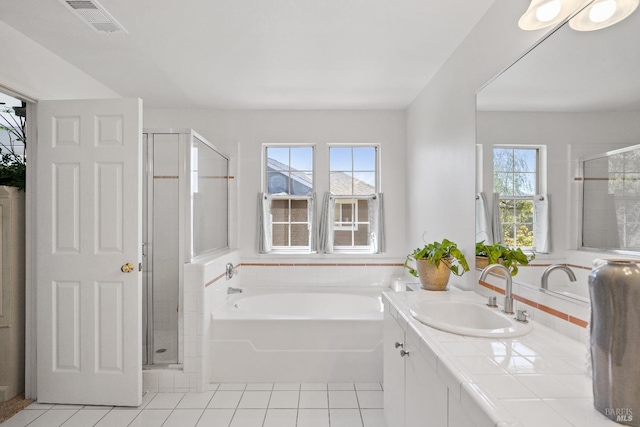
121,262,134,273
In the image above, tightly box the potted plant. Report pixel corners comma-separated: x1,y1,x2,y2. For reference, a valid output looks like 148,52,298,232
404,238,470,291
475,241,534,276
0,102,26,191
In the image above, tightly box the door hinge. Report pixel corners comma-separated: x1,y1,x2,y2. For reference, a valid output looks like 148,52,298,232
139,262,143,272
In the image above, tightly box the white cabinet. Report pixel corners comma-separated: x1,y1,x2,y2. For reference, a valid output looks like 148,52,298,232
383,305,406,426
384,301,448,427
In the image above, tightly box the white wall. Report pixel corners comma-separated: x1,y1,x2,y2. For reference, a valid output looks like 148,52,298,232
0,21,118,100
405,0,558,289
477,110,640,258
143,109,407,265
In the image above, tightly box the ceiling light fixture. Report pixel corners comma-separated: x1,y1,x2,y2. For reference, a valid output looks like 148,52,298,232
569,0,639,31
518,0,581,30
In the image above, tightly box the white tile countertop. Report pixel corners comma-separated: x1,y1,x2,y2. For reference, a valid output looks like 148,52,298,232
383,287,619,427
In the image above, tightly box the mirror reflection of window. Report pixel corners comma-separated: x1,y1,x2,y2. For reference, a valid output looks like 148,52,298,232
494,147,538,249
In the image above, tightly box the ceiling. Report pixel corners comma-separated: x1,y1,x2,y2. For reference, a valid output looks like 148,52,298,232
0,0,496,109
478,5,640,112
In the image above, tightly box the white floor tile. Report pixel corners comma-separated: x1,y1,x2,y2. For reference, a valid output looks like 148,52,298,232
355,383,382,391
0,409,46,427
162,409,204,427
328,383,354,390
208,391,243,409
128,409,172,427
229,409,266,427
263,409,297,427
361,409,387,427
356,391,384,409
145,393,184,409
206,383,220,392
301,383,327,391
297,409,330,427
299,391,328,408
328,391,359,409
217,383,247,391
195,409,235,427
137,392,157,409
268,391,299,409
246,383,273,391
94,409,141,427
81,405,114,410
273,383,300,391
51,405,84,410
238,391,271,409
60,409,109,426
25,409,78,427
330,409,363,427
177,392,214,409
24,403,54,410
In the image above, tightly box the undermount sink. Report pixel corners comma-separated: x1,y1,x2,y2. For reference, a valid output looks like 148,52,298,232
409,301,533,338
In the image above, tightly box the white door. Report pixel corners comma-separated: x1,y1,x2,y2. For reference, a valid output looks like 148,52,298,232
36,98,143,406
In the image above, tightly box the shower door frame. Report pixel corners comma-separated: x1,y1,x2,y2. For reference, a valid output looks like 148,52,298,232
142,131,187,367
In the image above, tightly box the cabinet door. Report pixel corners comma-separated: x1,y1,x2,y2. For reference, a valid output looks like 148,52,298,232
448,390,478,427
384,308,406,427
405,334,448,427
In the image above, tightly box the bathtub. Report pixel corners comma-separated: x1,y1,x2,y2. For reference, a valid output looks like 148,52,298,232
210,287,384,383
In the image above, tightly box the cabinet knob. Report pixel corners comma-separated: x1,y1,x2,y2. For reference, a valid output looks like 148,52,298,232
400,350,410,357
395,342,404,349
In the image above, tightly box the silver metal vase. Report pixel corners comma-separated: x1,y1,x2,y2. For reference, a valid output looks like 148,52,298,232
589,259,640,426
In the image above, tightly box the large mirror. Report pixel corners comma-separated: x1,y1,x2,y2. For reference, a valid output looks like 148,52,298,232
476,8,640,302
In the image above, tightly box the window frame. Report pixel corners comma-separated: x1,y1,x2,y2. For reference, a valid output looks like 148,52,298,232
493,145,542,251
328,144,380,253
263,144,315,253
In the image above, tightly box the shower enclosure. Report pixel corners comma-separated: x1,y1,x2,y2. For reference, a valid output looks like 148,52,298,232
142,129,229,366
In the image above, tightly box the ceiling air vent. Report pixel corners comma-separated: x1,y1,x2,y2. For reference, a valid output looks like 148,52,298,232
60,0,127,34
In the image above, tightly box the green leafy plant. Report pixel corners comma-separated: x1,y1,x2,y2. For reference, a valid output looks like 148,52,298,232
405,238,470,277
475,241,535,276
0,102,26,191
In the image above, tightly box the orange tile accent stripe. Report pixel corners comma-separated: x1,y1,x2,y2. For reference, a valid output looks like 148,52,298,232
479,280,588,328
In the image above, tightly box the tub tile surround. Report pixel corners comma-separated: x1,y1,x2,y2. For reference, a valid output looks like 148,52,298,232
383,288,619,427
239,259,404,288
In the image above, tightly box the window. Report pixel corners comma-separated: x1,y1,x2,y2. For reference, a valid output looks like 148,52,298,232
264,146,314,251
493,147,538,248
329,146,378,251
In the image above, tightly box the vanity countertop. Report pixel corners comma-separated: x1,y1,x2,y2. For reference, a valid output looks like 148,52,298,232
382,287,618,427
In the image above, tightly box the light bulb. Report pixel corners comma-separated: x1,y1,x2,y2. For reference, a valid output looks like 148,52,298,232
536,0,562,22
589,0,618,22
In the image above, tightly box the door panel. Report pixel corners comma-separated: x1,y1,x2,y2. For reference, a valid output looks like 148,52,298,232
37,98,142,406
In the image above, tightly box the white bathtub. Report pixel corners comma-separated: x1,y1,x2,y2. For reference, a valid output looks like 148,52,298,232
210,287,384,383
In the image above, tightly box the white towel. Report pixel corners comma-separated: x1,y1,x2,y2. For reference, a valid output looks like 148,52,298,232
534,194,551,254
492,193,504,244
475,192,493,244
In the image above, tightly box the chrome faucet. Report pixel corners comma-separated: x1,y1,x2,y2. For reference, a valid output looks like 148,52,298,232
227,287,242,294
541,264,576,290
479,264,514,315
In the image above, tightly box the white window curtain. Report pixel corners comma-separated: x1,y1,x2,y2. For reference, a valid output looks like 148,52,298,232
369,193,385,253
318,192,336,254
475,192,493,244
318,192,385,254
492,193,504,244
258,193,272,254
533,194,551,254
308,192,317,252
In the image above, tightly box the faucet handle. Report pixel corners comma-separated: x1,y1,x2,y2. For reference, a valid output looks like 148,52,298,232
487,296,498,307
515,309,529,323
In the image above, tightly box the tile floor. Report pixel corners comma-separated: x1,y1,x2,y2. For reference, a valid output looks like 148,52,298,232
0,383,386,427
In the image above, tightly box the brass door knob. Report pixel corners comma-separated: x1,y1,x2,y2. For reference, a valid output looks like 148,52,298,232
121,262,134,273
